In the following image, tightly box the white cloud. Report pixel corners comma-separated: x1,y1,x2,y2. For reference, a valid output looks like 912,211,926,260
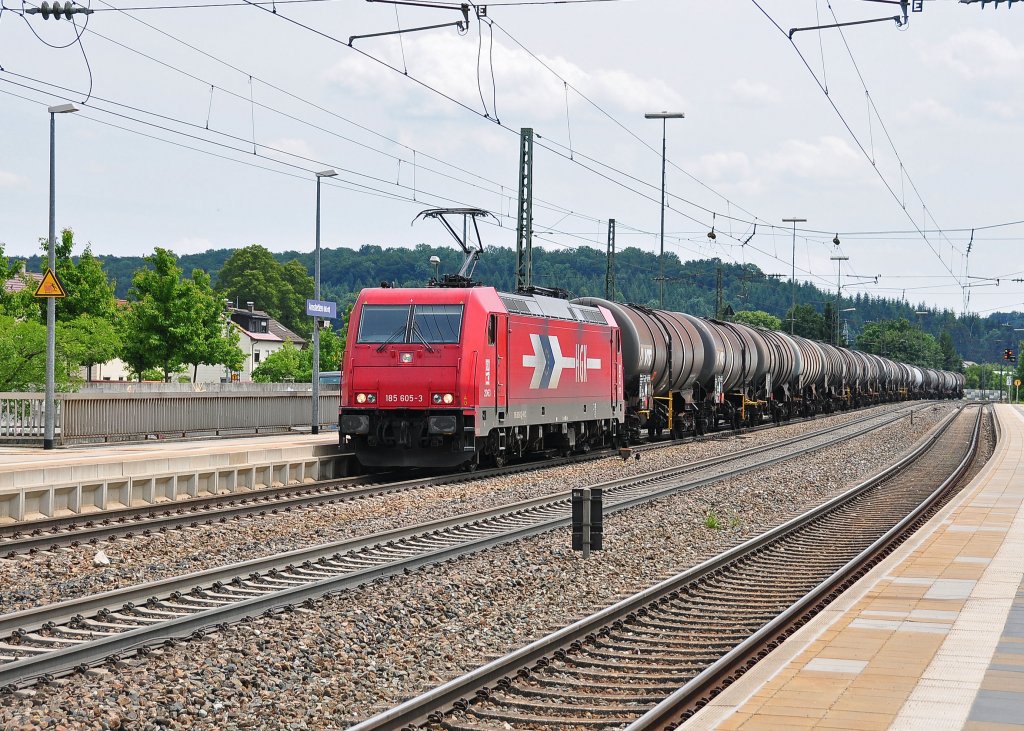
904,98,956,124
986,100,1020,120
919,29,1024,80
0,171,22,188
724,78,781,105
324,33,683,120
756,136,864,180
689,151,753,182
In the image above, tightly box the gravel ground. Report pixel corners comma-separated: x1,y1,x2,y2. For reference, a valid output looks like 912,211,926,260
2,403,915,613
0,402,982,731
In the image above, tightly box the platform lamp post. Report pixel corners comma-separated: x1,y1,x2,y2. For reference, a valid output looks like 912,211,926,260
838,307,856,346
311,168,338,436
44,102,78,450
645,112,684,308
830,253,849,345
783,218,806,334
1015,329,1024,402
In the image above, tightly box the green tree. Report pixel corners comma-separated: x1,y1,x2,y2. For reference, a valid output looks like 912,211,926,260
38,229,123,379
216,245,313,335
60,316,120,383
965,363,998,392
732,310,782,331
120,250,247,382
280,259,315,336
857,319,941,367
177,269,246,382
252,340,302,382
295,325,344,381
785,304,826,340
0,316,48,390
938,330,961,372
45,228,118,322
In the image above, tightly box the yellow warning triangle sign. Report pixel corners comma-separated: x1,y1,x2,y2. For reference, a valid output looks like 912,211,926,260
34,268,68,299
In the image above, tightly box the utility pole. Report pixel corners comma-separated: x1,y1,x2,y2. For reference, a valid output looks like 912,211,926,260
645,112,684,308
715,266,724,319
782,218,806,334
605,219,616,300
515,128,534,293
830,254,848,345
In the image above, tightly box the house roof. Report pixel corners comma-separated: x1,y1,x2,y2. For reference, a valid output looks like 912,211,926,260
268,319,305,346
243,329,284,343
3,272,43,293
228,306,306,346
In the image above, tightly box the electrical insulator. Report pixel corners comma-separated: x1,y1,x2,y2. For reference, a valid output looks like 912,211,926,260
31,1,93,19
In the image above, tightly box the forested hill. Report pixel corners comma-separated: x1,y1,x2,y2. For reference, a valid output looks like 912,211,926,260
22,244,1022,363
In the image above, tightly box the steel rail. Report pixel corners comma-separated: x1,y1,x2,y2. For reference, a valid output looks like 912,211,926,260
0,401,837,554
0,404,917,635
0,404,936,690
626,404,984,730
343,405,976,731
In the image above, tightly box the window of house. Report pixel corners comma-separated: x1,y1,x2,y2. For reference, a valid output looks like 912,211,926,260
254,350,261,363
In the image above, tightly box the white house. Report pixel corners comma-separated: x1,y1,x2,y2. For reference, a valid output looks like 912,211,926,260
91,302,306,383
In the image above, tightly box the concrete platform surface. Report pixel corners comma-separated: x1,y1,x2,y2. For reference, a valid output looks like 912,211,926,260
0,433,346,523
685,404,1024,731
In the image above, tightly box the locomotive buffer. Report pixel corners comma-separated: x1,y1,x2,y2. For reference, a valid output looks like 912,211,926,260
571,487,603,558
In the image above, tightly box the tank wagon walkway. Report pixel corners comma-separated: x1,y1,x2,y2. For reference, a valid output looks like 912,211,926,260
685,403,1024,731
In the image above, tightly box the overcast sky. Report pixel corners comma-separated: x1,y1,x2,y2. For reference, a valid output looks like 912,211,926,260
1,0,1022,315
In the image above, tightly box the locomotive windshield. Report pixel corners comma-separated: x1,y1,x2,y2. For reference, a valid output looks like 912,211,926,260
356,304,463,344
412,304,463,343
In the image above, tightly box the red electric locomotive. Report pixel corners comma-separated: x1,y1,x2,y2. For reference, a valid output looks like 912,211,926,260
339,285,624,469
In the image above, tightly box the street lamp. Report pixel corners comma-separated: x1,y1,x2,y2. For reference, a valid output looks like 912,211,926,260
645,111,684,308
838,307,855,346
782,218,806,334
830,253,849,345
311,168,338,436
44,102,78,450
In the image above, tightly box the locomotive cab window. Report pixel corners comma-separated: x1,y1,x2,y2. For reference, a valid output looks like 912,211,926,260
412,304,463,343
357,305,411,344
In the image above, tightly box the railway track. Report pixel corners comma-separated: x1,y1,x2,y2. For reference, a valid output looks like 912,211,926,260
344,404,984,731
0,403,922,556
0,403,938,691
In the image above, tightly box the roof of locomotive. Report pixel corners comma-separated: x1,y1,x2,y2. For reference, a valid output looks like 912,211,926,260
356,286,613,326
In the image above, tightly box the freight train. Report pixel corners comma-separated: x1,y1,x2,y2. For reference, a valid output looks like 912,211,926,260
338,285,963,470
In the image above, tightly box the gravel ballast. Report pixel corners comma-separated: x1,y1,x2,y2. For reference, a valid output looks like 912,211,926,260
1,402,984,730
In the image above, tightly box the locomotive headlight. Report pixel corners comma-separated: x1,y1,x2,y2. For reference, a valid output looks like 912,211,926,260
400,352,413,364
432,393,442,404
355,393,367,404
367,393,377,404
442,393,454,404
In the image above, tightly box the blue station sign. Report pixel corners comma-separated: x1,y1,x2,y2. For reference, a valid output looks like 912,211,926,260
306,299,337,319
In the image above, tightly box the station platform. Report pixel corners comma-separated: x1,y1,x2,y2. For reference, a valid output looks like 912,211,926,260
688,403,1024,731
0,432,347,524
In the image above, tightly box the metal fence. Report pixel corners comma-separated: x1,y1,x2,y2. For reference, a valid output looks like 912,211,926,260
0,388,339,444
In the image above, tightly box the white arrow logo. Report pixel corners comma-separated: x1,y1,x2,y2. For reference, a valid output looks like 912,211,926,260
522,334,602,389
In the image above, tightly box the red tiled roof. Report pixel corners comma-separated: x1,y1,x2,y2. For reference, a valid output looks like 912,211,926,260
3,272,43,293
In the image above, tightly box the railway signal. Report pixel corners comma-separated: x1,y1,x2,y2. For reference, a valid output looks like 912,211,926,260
571,487,603,557
1004,348,1016,362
